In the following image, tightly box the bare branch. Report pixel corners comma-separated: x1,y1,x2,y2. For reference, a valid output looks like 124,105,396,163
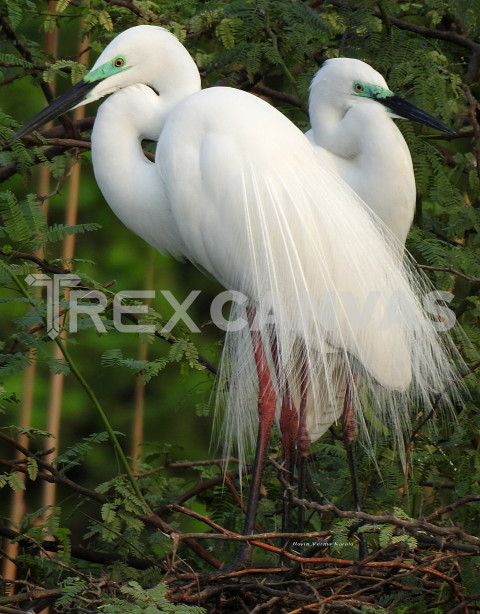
416,263,480,283
461,84,480,178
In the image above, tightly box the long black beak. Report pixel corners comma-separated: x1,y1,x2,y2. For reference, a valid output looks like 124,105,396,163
13,78,101,141
375,93,455,134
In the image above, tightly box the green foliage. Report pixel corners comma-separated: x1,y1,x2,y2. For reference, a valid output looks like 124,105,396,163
0,191,47,246
46,222,102,242
55,430,113,471
99,581,206,614
43,59,88,84
55,578,87,608
0,470,25,491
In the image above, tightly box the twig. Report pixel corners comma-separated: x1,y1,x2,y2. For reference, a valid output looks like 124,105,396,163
446,590,480,614
134,457,240,477
0,458,107,503
55,335,150,509
0,589,63,606
461,84,480,179
416,264,480,283
250,83,304,109
16,135,91,149
386,15,480,53
291,498,480,548
11,252,69,274
156,473,242,515
0,606,26,614
139,513,222,568
175,529,333,542
427,228,465,247
424,495,480,522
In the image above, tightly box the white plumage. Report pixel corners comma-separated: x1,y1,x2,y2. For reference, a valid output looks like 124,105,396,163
15,26,461,479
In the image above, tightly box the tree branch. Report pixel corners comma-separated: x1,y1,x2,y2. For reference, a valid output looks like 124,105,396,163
291,498,480,548
416,263,480,283
461,84,480,178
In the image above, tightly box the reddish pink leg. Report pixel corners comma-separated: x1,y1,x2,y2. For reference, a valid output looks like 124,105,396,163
232,307,277,567
278,382,298,538
268,334,298,538
279,390,298,481
270,335,298,480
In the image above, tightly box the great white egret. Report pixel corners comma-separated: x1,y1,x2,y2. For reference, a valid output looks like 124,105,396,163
306,57,454,243
14,25,461,566
299,57,457,550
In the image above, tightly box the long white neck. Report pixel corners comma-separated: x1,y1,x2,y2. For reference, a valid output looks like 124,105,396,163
91,66,200,258
308,102,416,244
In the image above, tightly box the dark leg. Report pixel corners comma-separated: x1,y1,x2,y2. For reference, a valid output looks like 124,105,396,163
278,392,298,535
232,308,277,568
296,358,310,533
342,373,367,560
269,335,298,536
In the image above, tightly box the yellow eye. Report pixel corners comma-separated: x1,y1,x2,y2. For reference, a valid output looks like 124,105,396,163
114,57,125,68
354,82,364,93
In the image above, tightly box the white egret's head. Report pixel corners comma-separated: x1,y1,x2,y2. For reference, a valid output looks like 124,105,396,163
310,57,454,133
13,25,199,140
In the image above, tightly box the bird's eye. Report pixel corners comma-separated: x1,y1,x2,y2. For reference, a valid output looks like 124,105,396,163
353,82,364,93
113,57,125,68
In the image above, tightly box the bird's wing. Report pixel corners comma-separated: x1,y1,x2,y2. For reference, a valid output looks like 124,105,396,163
157,86,458,457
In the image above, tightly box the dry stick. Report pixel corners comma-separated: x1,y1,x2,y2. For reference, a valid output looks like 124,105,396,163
416,264,480,283
291,498,480,547
0,590,63,607
43,24,88,536
131,248,155,466
140,514,222,569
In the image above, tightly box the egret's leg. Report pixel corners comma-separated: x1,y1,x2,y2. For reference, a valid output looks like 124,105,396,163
296,360,310,533
269,335,298,535
342,373,367,560
278,394,298,536
232,307,277,567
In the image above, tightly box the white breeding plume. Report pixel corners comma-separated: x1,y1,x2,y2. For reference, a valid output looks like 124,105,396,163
14,27,463,539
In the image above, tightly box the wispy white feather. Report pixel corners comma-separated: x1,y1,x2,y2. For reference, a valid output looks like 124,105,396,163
24,26,461,470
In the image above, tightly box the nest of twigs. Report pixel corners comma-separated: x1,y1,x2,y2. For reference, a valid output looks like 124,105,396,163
158,496,480,614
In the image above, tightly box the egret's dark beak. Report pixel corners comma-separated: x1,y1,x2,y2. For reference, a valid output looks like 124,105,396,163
374,93,455,134
13,78,101,141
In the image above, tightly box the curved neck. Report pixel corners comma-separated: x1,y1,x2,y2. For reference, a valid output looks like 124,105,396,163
309,102,416,243
91,76,200,257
